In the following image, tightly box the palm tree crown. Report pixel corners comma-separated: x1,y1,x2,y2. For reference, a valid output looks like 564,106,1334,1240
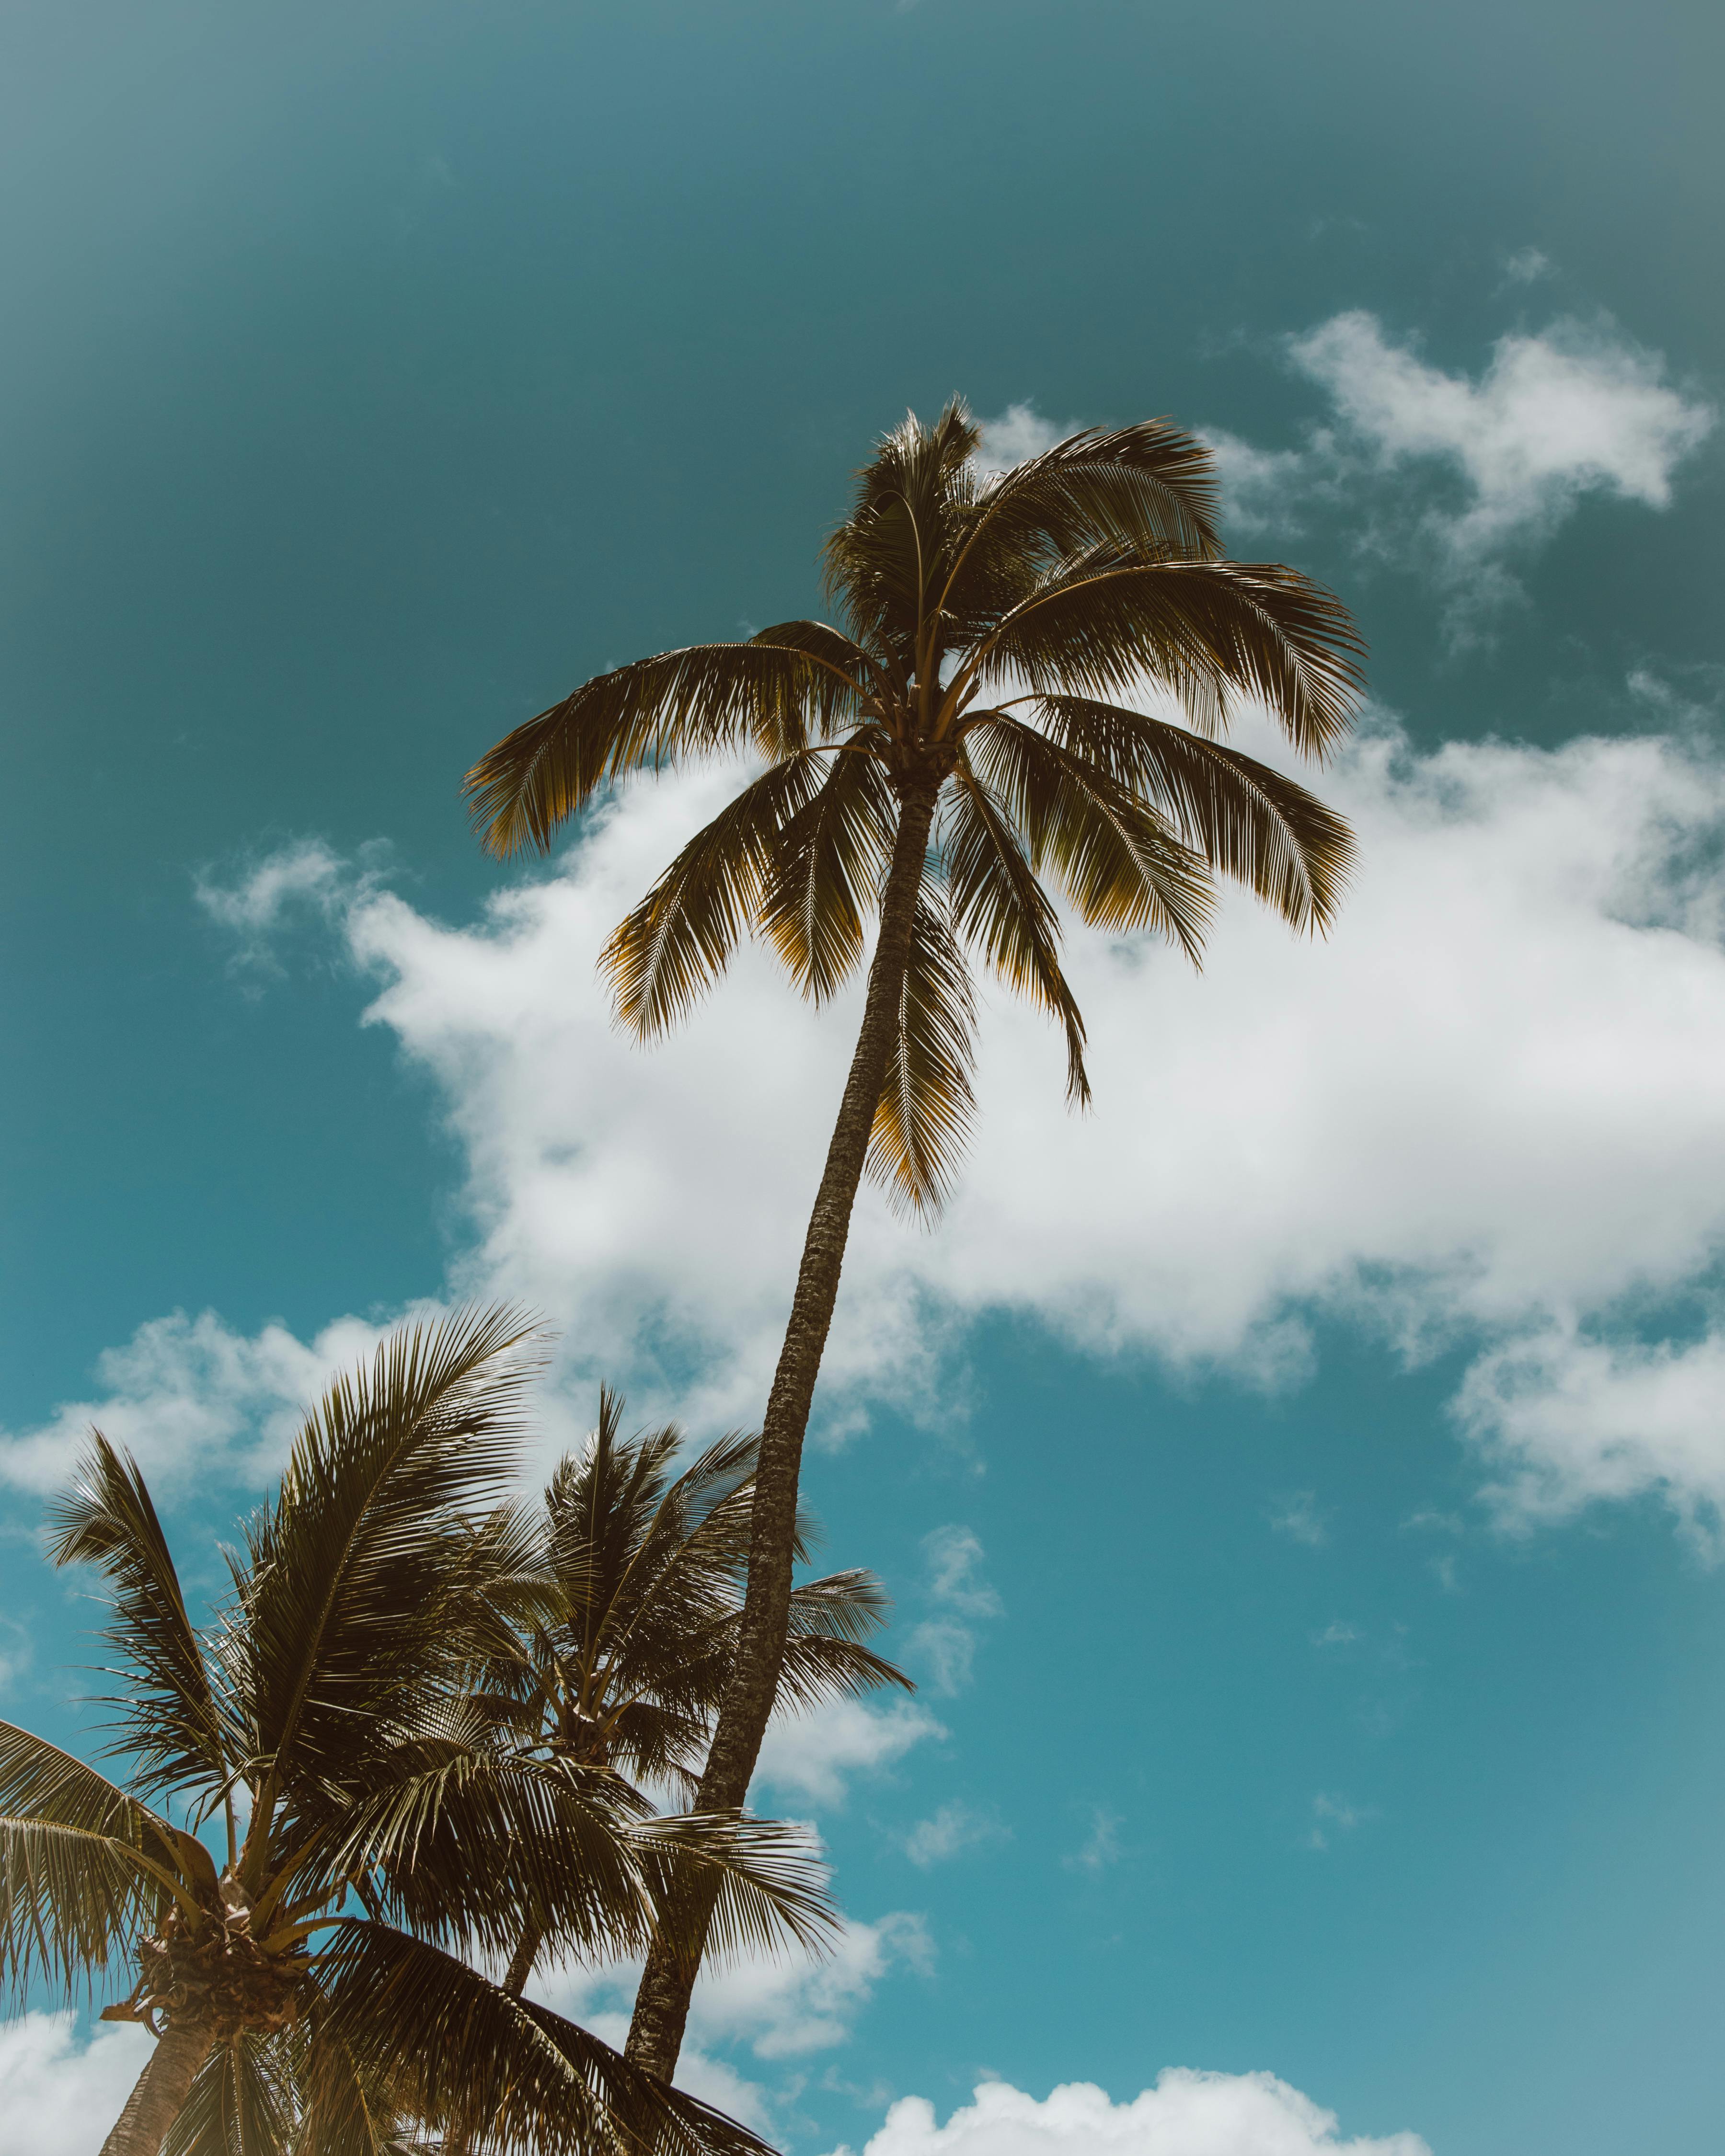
0,1310,829,2156
470,1389,908,1997
467,400,1363,1210
466,401,1365,2078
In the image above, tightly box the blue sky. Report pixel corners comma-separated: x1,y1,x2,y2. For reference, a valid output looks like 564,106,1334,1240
3,3,1724,2151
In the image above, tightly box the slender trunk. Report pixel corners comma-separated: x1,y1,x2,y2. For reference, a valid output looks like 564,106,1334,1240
627,781,940,2078
503,1916,542,1997
98,2019,215,2156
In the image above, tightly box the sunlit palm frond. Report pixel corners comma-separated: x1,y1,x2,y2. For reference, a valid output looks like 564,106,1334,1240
866,891,977,1218
971,550,1365,758
945,419,1224,625
0,1723,189,1995
46,1434,229,1803
465,642,866,858
163,2030,295,2156
317,1920,775,2156
960,715,1213,959
629,1809,835,1966
942,766,1091,1106
228,1306,542,1830
760,747,898,1002
1031,695,1357,929
601,753,830,1037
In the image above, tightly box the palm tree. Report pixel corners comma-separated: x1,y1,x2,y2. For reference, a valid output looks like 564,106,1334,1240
0,1308,829,2156
470,1388,910,1997
465,401,1366,2072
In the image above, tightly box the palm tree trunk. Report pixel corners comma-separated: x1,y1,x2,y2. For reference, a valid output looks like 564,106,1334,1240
503,1916,542,1997
626,780,940,2078
98,2018,214,2156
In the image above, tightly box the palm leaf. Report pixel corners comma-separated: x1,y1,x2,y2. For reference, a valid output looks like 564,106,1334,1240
0,1723,188,1995
600,753,828,1037
317,1920,775,2156
465,642,866,857
224,1306,541,1851
942,765,1092,1105
866,889,978,1217
1030,695,1357,929
960,715,1213,958
759,746,898,1002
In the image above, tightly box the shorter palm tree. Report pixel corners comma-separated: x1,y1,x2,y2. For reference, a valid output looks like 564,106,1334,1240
0,1309,830,2156
469,1389,911,1996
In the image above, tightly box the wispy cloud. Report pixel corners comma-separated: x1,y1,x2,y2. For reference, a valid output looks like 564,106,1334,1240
1267,1491,1328,1548
903,1800,1010,1869
908,1526,1004,1695
1305,1791,1375,1852
1061,1806,1123,1877
1210,308,1713,637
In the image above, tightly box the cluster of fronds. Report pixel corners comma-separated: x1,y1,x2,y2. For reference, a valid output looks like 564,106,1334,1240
1,1309,850,2156
466,401,1363,1217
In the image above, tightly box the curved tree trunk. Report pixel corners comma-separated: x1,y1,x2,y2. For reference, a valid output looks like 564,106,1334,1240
99,2018,215,2156
626,782,940,2079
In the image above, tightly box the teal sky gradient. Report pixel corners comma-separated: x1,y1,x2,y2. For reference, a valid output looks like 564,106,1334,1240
2,6,1723,2153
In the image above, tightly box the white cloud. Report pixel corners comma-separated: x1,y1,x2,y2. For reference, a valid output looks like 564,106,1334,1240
831,2075,1429,2156
1501,245,1555,285
1062,1807,1122,1877
1266,1493,1328,1548
1212,309,1713,627
164,708,1725,1548
754,1697,946,1809
0,2014,154,2156
0,1306,396,1495
1455,1322,1725,1551
908,1526,1004,1695
1311,1622,1358,1648
545,1910,935,2068
976,401,1076,475
904,1800,1010,1868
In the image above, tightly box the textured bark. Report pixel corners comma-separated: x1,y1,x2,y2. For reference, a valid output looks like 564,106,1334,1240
503,1916,543,1998
98,2018,215,2156
626,782,941,2078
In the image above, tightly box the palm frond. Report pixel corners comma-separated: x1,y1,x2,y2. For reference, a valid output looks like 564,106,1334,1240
226,1306,543,1848
46,1434,229,1803
163,2031,295,2156
759,746,898,1002
600,753,828,1037
971,551,1366,759
942,766,1091,1105
960,715,1213,959
1030,696,1357,929
622,1808,835,1966
941,419,1223,635
866,889,978,1218
465,642,865,857
0,1722,187,1995
317,1920,775,2156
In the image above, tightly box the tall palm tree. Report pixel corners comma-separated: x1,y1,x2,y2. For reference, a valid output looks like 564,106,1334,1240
470,1388,910,1997
465,401,1366,2072
0,1308,828,2156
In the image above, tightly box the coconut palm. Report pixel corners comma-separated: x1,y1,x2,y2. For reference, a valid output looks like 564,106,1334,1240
469,1388,910,1997
465,401,1366,2071
0,1308,830,2156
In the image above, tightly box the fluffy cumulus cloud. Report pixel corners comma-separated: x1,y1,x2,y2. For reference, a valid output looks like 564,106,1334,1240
542,1907,936,2117
1209,309,1712,627
830,2076,1429,2156
755,1696,947,1809
0,1304,397,1495
0,2014,154,2156
58,703,1716,1548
